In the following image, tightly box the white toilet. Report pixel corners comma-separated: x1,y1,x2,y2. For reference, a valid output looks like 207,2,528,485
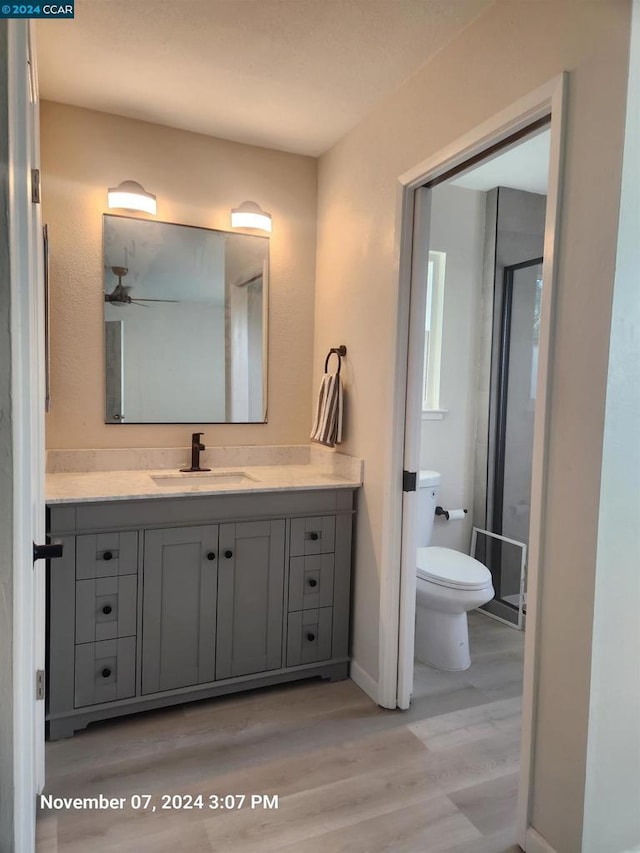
415,470,494,671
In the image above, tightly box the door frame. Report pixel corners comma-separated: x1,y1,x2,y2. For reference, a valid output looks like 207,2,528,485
379,73,567,849
3,19,46,853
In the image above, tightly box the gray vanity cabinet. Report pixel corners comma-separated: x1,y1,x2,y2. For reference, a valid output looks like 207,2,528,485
47,488,355,740
216,520,285,680
141,524,219,694
141,520,286,693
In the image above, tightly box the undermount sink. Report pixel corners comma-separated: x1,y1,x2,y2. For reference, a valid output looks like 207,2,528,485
151,471,258,488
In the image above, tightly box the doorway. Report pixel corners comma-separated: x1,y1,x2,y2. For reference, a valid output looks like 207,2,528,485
408,138,549,772
388,75,566,849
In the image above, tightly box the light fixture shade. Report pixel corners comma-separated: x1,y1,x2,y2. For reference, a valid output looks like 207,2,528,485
231,200,272,233
107,180,157,215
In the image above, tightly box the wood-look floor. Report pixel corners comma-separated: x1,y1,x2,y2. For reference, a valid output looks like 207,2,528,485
37,612,524,853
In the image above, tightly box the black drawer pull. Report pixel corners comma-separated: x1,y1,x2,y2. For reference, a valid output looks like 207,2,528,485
306,632,316,642
207,552,216,561
101,667,112,678
102,604,112,615
103,551,113,561
309,532,319,541
308,578,318,588
224,550,233,559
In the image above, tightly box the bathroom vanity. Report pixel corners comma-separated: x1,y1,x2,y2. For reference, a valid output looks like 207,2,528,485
46,456,360,739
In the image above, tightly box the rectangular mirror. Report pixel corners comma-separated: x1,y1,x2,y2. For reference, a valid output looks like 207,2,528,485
103,215,268,424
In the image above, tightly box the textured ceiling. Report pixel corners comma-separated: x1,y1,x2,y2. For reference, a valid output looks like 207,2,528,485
36,0,492,156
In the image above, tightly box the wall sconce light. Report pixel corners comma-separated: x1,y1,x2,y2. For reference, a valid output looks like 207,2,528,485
230,200,272,233
107,180,157,215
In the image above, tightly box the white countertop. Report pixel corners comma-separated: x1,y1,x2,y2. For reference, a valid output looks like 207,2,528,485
46,463,362,505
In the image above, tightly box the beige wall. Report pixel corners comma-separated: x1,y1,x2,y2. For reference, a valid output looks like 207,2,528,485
41,101,317,449
314,2,631,851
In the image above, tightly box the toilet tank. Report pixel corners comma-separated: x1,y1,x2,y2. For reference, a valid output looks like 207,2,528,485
418,470,441,547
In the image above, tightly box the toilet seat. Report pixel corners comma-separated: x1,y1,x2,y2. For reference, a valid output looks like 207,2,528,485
417,546,492,591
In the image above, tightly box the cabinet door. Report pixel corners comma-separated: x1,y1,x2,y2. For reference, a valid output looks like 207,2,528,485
216,520,285,680
142,525,218,694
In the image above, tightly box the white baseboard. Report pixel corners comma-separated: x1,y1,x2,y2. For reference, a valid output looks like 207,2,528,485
349,660,378,704
526,827,559,853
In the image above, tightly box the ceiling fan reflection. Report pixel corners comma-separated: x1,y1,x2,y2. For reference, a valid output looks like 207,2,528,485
104,266,180,307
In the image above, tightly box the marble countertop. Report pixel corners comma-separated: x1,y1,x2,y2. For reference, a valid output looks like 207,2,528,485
46,463,362,504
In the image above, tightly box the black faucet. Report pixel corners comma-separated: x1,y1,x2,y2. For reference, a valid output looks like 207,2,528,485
180,432,211,472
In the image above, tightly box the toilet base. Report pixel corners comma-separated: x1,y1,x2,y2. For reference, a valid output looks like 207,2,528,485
415,607,471,671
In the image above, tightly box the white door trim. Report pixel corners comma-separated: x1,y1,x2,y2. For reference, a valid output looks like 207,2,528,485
8,22,34,851
379,73,567,849
396,187,432,710
377,180,418,710
27,19,46,802
8,19,45,853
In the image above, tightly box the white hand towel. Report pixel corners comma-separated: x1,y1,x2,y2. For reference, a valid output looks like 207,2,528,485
310,372,343,448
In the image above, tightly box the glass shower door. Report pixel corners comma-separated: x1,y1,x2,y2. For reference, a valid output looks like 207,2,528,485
487,257,543,624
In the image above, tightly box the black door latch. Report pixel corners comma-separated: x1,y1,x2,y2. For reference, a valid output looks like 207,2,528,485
402,470,417,492
33,541,64,563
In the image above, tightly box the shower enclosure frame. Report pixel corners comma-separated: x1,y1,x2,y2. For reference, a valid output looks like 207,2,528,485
493,256,544,540
482,255,544,626
472,527,527,630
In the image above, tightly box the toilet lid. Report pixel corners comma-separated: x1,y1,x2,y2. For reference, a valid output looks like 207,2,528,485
417,546,492,590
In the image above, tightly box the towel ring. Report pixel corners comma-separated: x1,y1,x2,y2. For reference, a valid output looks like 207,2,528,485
324,345,347,375
324,351,342,375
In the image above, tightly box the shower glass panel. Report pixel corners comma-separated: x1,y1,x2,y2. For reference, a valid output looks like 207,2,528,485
487,257,543,624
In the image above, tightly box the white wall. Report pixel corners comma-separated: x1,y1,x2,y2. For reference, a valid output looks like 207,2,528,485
314,2,631,850
420,184,485,552
105,301,225,423
583,2,640,850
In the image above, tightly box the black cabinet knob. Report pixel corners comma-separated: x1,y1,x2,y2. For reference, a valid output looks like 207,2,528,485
207,552,216,561
101,667,112,678
308,578,318,588
102,604,112,615
224,550,233,559
309,532,319,541
306,632,316,642
103,551,113,561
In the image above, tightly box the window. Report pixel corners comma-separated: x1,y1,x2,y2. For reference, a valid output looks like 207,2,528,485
423,251,446,412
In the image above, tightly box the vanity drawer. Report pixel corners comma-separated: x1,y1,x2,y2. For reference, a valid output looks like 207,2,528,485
74,637,136,708
288,554,334,612
76,532,138,579
75,575,137,644
286,607,332,666
289,516,336,557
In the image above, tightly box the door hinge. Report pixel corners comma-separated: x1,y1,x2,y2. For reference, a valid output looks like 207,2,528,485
36,669,45,701
402,470,417,492
31,168,40,204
